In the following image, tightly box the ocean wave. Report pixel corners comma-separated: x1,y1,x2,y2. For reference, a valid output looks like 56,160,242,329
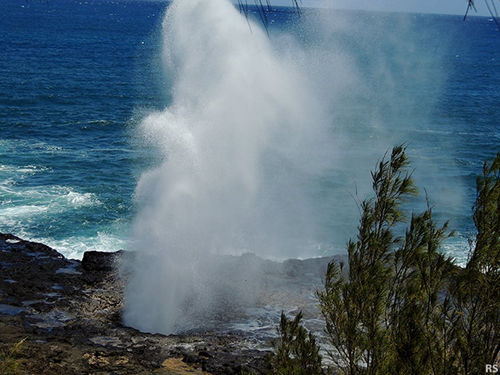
441,235,473,267
0,139,65,154
29,142,64,152
0,205,48,219
87,119,112,125
35,231,130,260
0,185,101,219
56,188,101,208
0,164,50,174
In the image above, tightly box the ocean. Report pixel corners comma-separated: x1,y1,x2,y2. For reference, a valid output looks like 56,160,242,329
1,0,499,264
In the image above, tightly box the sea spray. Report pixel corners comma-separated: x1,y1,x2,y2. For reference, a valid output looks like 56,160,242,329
123,0,331,334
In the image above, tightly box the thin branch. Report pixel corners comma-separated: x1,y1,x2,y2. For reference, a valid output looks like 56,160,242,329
484,0,500,29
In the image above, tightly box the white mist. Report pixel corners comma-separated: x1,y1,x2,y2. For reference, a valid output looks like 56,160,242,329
123,0,331,334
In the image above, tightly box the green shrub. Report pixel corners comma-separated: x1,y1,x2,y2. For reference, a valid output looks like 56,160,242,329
316,146,500,375
268,311,323,375
450,151,500,374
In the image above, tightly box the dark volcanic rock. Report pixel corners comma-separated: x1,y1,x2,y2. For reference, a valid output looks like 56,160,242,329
0,233,276,374
0,232,341,374
82,250,124,272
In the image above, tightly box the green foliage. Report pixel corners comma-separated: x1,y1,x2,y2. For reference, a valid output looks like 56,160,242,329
318,145,453,374
318,145,500,375
0,338,25,375
268,311,323,375
471,151,500,272
450,151,500,374
266,147,500,375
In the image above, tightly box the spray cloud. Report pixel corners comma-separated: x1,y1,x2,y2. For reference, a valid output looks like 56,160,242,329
124,0,463,334
123,0,332,334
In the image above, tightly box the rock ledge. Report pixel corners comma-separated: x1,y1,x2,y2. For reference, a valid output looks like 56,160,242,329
0,233,275,374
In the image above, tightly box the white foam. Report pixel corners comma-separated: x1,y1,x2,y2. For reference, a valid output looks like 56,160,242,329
39,232,130,260
0,205,48,219
442,235,472,267
0,164,49,178
0,185,100,216
63,190,100,207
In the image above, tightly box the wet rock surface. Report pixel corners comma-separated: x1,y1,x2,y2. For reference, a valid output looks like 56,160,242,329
0,232,341,374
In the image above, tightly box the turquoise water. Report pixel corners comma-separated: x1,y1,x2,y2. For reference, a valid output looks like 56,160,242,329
0,0,498,263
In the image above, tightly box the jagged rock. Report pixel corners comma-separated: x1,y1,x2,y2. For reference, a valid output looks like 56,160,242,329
0,232,340,374
82,250,124,272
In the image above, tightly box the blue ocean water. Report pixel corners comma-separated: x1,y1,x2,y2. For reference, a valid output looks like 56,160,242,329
0,0,498,263
0,0,165,257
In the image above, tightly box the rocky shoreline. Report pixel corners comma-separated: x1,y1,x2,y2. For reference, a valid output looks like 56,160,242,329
0,233,339,374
